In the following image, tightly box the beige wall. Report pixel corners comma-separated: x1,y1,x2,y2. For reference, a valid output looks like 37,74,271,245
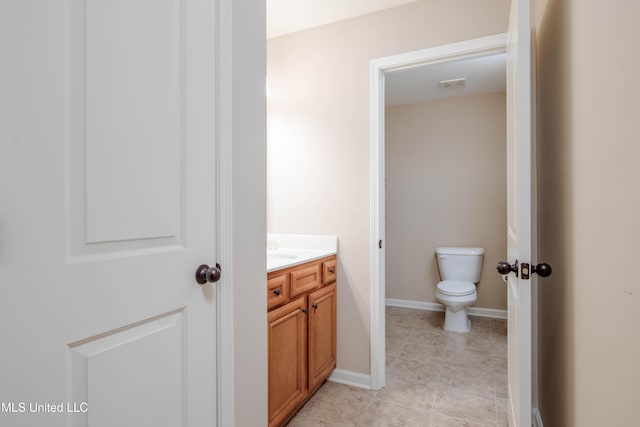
267,0,510,374
535,0,640,425
386,92,507,309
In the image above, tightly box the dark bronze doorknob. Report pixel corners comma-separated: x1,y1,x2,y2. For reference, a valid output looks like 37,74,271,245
496,261,518,275
195,263,222,284
532,263,552,277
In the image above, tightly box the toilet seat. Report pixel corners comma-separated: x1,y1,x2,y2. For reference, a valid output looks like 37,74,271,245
437,280,476,296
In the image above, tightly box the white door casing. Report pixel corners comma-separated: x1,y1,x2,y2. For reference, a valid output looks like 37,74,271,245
369,33,509,391
0,1,230,426
506,0,534,425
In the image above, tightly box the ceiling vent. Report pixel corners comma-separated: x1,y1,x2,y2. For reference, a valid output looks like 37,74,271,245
439,78,466,89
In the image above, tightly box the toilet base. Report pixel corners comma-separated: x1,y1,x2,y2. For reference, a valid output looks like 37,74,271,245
443,307,471,333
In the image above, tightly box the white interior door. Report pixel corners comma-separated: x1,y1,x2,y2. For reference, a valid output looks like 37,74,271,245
0,1,218,426
506,0,534,425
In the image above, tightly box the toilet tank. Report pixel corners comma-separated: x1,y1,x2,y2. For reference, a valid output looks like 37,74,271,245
436,247,485,283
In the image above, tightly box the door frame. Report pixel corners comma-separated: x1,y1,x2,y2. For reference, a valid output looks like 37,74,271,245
369,33,508,390
216,0,234,423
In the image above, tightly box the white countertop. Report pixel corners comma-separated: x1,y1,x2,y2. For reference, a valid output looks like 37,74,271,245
267,248,336,272
267,234,337,273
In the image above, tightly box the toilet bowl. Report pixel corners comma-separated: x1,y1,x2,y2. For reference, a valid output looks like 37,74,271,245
436,280,477,332
435,247,484,333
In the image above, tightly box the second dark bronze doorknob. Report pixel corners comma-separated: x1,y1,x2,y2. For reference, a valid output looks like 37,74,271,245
532,263,552,277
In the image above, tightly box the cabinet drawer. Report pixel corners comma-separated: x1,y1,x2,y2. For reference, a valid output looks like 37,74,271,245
290,263,321,297
267,275,288,310
322,259,336,284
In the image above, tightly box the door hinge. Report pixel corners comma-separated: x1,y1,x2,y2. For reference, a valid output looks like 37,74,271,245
521,262,530,280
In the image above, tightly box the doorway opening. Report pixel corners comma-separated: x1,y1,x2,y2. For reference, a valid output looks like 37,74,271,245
369,33,508,390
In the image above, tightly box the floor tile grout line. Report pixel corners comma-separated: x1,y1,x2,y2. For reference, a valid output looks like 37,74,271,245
429,359,442,421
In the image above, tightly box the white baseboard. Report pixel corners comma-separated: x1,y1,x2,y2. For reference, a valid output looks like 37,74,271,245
533,407,544,427
328,369,371,390
386,298,444,312
468,306,508,319
386,298,507,319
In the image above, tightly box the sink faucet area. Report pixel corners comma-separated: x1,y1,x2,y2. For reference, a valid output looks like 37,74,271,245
267,252,298,259
266,234,337,272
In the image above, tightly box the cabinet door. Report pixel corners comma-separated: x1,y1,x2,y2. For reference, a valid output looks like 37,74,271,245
308,283,337,391
268,297,307,426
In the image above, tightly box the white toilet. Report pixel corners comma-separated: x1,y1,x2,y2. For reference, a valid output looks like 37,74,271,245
435,246,485,333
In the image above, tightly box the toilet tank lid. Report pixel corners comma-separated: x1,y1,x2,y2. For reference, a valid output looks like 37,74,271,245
436,247,485,256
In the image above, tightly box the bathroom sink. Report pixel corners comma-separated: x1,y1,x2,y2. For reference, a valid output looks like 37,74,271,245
267,253,298,260
266,244,336,272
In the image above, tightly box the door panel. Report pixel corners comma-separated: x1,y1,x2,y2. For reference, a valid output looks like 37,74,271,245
83,0,181,244
68,0,186,258
506,0,533,425
69,310,185,427
0,1,217,426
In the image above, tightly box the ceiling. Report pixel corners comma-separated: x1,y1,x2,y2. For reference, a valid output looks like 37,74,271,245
385,53,506,107
267,0,419,39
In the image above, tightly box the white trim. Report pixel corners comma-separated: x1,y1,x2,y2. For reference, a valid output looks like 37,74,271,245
386,298,444,312
329,369,372,390
369,33,508,392
216,0,233,425
468,307,508,319
532,407,544,427
369,56,386,391
530,25,540,414
372,33,509,72
386,298,508,319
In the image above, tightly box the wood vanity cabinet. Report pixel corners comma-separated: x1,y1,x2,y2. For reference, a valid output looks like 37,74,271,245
267,255,337,427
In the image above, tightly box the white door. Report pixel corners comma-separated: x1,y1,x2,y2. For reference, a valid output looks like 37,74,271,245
506,0,534,425
0,1,218,426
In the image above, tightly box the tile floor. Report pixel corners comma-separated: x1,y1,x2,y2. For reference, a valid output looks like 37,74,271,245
286,307,508,427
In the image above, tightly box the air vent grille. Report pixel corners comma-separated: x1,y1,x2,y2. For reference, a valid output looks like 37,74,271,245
439,78,466,89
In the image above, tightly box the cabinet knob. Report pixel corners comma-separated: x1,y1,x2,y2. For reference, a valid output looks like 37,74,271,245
273,289,281,296
312,303,318,310
329,268,335,274
301,308,308,314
